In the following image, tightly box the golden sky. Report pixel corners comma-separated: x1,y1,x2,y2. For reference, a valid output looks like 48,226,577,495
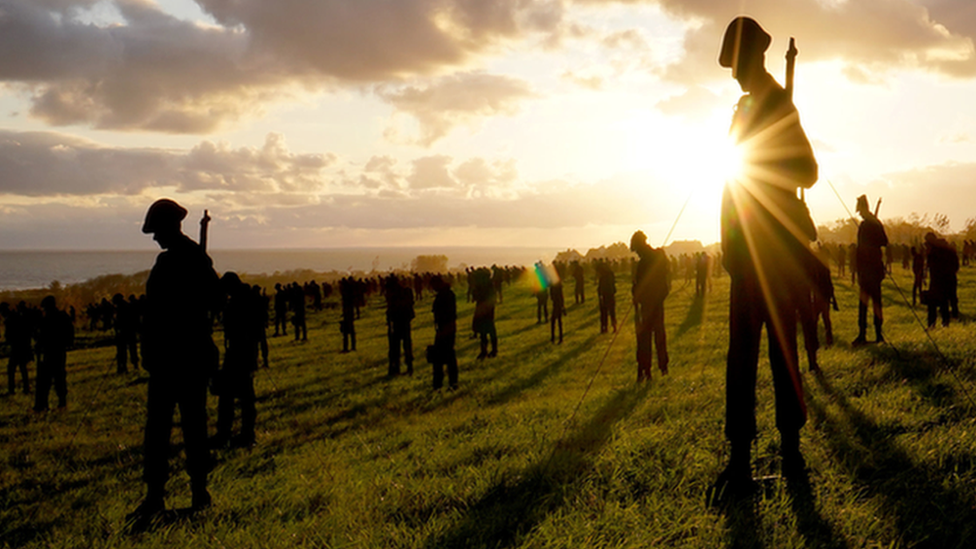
1,0,975,250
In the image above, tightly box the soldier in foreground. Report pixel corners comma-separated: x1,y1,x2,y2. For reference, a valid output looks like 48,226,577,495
127,199,220,526
713,17,819,501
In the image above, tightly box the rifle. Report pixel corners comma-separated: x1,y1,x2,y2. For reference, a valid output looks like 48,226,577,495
785,37,797,102
874,198,882,217
199,209,211,253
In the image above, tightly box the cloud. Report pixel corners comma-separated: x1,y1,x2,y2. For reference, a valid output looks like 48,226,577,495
0,130,334,196
0,0,556,133
377,72,536,146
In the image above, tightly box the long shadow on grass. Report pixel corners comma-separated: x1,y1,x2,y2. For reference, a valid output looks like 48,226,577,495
484,332,602,407
421,383,651,549
674,294,705,340
809,372,976,547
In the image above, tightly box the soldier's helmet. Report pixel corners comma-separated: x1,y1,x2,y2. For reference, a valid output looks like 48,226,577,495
719,16,771,69
856,194,869,212
630,230,648,252
41,295,57,310
142,198,187,234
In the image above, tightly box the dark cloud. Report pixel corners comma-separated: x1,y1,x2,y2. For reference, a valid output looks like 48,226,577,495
377,72,536,146
0,0,555,133
0,130,334,196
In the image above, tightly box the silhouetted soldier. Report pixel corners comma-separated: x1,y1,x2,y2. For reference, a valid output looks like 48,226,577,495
924,232,959,328
912,246,926,306
713,17,819,499
33,296,73,411
273,283,288,337
113,293,140,374
128,198,220,525
3,302,32,395
852,195,888,346
339,277,357,352
290,282,307,342
572,261,585,304
799,254,835,372
472,268,498,359
597,260,617,333
252,285,270,368
385,275,415,376
430,275,458,390
212,273,260,448
836,243,846,277
848,243,858,285
533,262,549,324
631,231,670,381
695,253,710,295
550,274,565,344
492,265,504,304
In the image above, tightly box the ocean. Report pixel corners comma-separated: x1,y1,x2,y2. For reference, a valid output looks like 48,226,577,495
0,247,558,291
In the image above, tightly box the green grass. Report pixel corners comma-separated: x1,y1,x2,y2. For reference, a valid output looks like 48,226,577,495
3,266,976,548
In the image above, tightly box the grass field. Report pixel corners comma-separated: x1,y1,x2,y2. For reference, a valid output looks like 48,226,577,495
3,265,976,548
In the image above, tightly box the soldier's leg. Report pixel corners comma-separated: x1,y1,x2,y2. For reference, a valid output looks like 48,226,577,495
870,284,884,341
854,286,869,343
239,374,256,443
7,359,14,394
388,330,400,376
177,381,212,508
54,359,67,408
636,317,651,381
215,379,234,442
651,305,668,374
940,299,951,327
488,323,498,356
725,277,762,452
350,326,356,351
550,312,557,342
445,335,458,388
18,359,29,394
143,378,177,504
767,306,806,477
403,325,414,375
609,298,616,332
116,341,128,374
130,336,140,368
34,361,51,411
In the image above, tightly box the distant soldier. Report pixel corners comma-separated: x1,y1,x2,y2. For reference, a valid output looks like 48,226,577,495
290,282,307,342
127,198,220,525
836,243,846,277
472,268,498,359
911,246,926,306
695,253,710,296
713,17,819,499
430,275,459,390
852,194,888,346
339,277,357,352
212,273,261,448
112,293,140,374
924,232,959,328
3,302,32,395
572,261,585,304
385,275,415,376
631,231,670,381
550,271,566,344
597,260,617,334
273,283,288,337
33,296,73,411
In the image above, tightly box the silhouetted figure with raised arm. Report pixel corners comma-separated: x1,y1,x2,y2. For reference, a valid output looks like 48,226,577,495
852,195,888,346
212,273,260,449
631,231,670,381
924,232,959,328
33,296,73,412
430,275,458,390
3,302,32,395
127,199,220,527
712,17,819,502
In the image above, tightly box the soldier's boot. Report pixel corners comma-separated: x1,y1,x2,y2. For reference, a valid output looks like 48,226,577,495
781,430,807,482
708,441,756,506
126,485,166,528
191,478,212,512
874,318,884,343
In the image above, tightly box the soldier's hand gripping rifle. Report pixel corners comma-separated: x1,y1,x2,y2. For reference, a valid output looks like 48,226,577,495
199,209,211,253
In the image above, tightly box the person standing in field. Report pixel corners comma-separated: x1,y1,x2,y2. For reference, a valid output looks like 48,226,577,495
572,261,585,304
128,198,220,526
212,272,261,448
631,230,670,381
2,302,32,395
112,293,139,374
33,296,73,412
430,275,459,390
713,16,819,500
290,282,307,342
597,260,617,334
472,268,498,359
852,194,888,346
550,269,566,344
912,246,926,307
924,232,959,328
385,275,415,376
273,283,288,337
339,277,357,352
